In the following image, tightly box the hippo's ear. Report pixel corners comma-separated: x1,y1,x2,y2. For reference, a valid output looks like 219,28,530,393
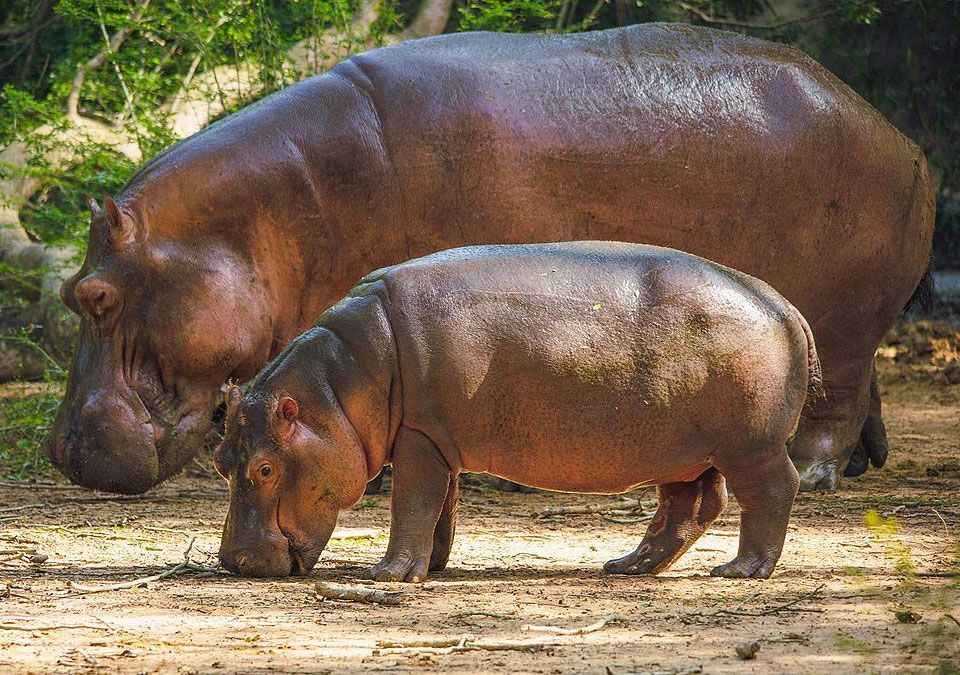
275,396,299,440
87,197,102,219
103,196,137,248
226,384,242,417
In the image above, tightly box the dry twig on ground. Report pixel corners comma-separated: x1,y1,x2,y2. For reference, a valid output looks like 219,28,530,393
315,582,404,606
710,584,826,618
521,614,625,635
373,633,550,655
66,538,219,594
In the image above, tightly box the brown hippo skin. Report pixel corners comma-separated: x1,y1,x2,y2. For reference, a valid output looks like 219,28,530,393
215,242,821,580
48,23,933,494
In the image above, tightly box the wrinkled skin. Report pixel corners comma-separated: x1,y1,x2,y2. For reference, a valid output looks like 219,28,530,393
218,243,817,580
48,24,933,494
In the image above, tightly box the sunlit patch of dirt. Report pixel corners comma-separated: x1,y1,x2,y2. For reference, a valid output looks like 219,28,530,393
0,358,957,673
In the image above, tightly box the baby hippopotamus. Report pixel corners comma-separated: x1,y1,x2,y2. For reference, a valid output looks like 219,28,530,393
215,242,821,581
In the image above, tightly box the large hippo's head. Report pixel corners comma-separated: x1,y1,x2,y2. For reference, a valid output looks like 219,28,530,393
46,198,275,494
216,385,368,577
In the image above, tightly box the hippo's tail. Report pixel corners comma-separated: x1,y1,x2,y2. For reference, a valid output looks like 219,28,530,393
904,266,936,315
795,309,824,402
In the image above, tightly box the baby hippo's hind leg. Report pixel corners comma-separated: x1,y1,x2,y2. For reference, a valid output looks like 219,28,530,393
711,448,799,579
604,468,727,575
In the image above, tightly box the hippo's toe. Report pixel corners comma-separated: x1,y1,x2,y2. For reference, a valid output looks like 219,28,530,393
843,444,870,477
603,543,670,575
365,553,430,583
710,555,775,579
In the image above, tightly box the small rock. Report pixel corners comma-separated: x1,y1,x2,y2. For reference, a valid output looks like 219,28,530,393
895,610,921,624
735,641,760,660
28,553,48,565
0,583,9,598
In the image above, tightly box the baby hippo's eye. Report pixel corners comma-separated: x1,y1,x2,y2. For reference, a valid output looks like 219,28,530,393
259,464,273,479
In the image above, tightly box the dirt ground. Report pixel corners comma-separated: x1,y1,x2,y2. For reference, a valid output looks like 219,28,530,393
1,356,958,674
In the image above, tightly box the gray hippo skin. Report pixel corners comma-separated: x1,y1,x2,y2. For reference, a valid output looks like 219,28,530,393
49,24,932,495
215,242,821,580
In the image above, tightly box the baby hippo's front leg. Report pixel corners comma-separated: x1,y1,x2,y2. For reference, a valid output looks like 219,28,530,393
365,426,452,583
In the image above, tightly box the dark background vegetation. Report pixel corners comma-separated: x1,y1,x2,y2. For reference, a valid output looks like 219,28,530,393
0,0,957,478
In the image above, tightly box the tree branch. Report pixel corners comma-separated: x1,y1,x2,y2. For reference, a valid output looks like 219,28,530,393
66,0,151,119
676,1,847,31
403,0,454,39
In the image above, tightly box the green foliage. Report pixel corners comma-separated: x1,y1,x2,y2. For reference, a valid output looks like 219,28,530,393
0,378,62,481
458,0,561,32
1,0,393,251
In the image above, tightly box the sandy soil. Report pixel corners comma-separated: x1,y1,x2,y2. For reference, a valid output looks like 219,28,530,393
0,359,958,674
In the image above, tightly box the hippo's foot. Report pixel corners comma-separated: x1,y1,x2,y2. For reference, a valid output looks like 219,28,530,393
710,554,776,579
604,468,727,576
365,552,431,583
713,446,798,580
843,443,870,478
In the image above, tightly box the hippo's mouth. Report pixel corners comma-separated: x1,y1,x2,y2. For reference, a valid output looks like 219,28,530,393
285,540,322,576
280,523,327,577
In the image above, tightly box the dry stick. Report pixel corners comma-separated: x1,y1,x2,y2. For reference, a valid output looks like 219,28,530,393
0,622,112,632
713,583,826,617
315,582,404,606
0,503,48,514
377,634,475,649
534,497,650,518
0,480,80,490
68,538,204,594
932,508,951,535
448,610,517,621
374,635,549,656
521,613,624,636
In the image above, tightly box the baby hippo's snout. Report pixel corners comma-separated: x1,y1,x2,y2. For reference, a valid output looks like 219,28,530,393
219,539,292,577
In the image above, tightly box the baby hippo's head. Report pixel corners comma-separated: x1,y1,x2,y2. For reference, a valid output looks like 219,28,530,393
215,385,369,577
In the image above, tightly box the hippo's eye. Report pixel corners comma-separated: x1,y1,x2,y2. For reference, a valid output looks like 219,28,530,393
259,465,273,479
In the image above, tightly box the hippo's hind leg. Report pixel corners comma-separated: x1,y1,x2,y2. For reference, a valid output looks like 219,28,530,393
604,468,727,575
429,473,460,571
790,357,873,491
711,447,799,579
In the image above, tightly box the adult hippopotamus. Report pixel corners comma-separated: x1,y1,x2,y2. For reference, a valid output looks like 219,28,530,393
216,242,820,579
47,23,933,495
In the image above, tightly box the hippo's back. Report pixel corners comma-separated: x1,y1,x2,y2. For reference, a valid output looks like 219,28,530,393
336,24,930,360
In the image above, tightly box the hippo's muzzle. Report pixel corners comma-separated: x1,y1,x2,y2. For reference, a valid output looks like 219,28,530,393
46,389,162,495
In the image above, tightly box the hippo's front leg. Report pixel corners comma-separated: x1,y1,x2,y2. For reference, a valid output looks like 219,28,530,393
366,426,452,583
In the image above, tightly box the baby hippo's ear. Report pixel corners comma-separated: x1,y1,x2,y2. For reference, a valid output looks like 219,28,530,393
226,384,242,418
275,396,299,440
